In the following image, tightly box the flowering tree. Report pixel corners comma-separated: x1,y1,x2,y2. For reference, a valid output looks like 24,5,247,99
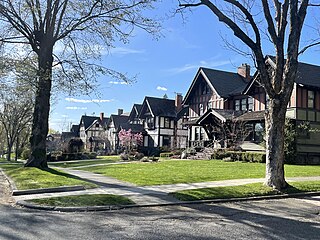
118,129,143,153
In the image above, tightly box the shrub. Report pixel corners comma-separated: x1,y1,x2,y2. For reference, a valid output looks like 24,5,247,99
134,152,144,160
120,154,129,161
160,152,174,158
229,152,266,163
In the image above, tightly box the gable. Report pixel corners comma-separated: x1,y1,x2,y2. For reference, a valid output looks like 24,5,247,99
183,67,249,105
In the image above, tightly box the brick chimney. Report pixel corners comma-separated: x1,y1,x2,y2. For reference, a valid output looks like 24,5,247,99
237,63,250,79
175,93,183,111
118,109,123,115
100,112,104,121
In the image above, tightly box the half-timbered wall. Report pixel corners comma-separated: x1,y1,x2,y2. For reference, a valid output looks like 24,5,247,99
188,76,224,118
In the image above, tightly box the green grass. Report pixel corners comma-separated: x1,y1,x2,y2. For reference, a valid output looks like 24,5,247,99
28,194,135,207
49,157,121,168
80,159,320,186
0,163,96,190
171,181,320,201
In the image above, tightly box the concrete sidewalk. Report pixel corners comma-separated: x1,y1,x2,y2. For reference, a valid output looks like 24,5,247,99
11,167,320,206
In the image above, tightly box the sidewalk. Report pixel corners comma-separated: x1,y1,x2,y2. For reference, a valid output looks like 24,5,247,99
11,167,320,206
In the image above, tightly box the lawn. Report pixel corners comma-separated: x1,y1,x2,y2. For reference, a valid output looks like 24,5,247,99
171,181,320,201
28,194,135,207
49,156,121,168
0,163,96,190
80,159,320,186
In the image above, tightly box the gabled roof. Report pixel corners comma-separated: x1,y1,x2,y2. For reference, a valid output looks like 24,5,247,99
128,104,142,121
80,115,109,131
197,109,243,124
139,96,176,118
245,56,320,94
183,67,249,104
108,114,129,129
70,124,79,133
120,123,145,133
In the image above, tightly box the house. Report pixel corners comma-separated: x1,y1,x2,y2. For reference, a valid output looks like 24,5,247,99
138,94,188,153
182,57,320,163
78,113,109,153
182,64,252,149
105,109,131,154
244,56,320,163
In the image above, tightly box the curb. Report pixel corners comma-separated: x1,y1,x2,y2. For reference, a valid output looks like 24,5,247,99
12,185,86,196
16,191,320,212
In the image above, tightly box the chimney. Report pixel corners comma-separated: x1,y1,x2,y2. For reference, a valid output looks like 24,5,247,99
100,112,104,121
118,109,123,115
175,93,183,111
237,63,250,79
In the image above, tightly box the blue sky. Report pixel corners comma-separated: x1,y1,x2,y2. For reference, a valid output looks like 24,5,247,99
49,1,320,132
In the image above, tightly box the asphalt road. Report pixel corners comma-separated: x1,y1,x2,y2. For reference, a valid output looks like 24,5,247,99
0,197,319,240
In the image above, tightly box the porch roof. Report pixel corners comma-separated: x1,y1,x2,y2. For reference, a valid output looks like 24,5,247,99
197,109,243,124
235,110,265,121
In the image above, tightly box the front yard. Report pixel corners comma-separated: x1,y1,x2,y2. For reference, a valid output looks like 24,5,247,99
79,159,320,186
0,163,96,190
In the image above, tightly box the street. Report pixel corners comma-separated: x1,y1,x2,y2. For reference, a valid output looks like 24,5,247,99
0,197,319,240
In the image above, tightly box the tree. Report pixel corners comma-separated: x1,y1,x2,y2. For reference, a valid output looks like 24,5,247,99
118,129,143,153
0,0,159,168
179,0,311,190
0,88,33,162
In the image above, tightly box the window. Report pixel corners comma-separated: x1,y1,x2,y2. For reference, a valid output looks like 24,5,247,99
146,117,154,129
163,136,171,147
248,97,253,111
164,118,170,128
207,101,212,109
202,83,210,95
195,127,200,140
308,90,315,108
199,104,204,115
241,98,247,111
265,94,270,109
235,100,240,111
95,123,99,128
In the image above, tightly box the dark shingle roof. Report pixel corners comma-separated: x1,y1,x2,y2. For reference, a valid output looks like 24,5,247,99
236,110,265,121
141,97,176,118
128,104,142,121
296,62,320,88
109,115,129,129
80,115,109,130
266,55,320,88
201,67,249,97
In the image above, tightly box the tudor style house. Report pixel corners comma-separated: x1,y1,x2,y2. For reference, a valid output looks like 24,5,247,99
138,95,188,153
182,57,320,163
78,113,109,152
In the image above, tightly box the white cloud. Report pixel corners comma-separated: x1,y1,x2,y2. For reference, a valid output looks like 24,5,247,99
166,59,232,74
65,98,114,103
157,86,168,91
61,115,69,118
109,81,129,85
66,106,88,110
108,47,145,56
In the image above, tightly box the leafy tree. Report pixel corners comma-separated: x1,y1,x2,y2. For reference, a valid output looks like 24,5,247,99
0,0,159,168
179,0,312,190
0,87,33,161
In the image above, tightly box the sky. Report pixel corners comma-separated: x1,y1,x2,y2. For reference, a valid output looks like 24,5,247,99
49,1,320,132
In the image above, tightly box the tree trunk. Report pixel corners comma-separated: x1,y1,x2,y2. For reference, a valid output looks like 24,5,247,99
264,98,288,190
6,142,12,162
15,136,19,162
25,46,53,169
